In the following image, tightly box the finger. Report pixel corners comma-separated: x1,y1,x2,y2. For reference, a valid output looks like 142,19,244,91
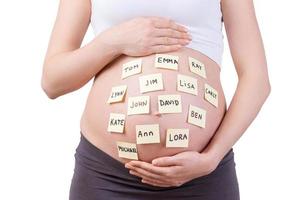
142,178,173,187
128,161,170,176
150,44,183,54
129,165,183,180
153,28,191,40
152,156,183,167
129,170,169,185
140,173,185,188
150,17,188,33
150,37,190,46
129,166,163,180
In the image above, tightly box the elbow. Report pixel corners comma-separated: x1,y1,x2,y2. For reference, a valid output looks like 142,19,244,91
262,70,272,98
264,80,271,99
41,77,60,100
238,72,272,104
257,75,271,102
266,81,271,95
240,68,272,98
41,57,67,99
40,67,61,99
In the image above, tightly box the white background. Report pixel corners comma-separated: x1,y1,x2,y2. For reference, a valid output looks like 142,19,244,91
0,0,300,199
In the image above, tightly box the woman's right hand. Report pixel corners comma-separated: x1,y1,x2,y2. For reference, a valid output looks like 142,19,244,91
99,16,192,57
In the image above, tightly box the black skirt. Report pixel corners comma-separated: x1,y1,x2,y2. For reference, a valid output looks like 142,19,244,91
69,131,240,200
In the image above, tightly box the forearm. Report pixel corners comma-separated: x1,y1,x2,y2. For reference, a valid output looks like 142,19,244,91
41,34,122,99
202,73,271,165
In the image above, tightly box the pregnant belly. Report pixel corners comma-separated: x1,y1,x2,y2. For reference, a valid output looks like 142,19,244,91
80,47,227,164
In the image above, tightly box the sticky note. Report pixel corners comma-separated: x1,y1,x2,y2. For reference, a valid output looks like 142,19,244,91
166,129,189,148
107,113,126,133
107,85,127,104
136,124,160,144
188,56,206,79
158,94,182,114
127,96,150,115
177,74,198,95
187,104,206,128
204,83,218,107
122,59,142,79
116,141,138,160
155,54,179,70
139,73,164,93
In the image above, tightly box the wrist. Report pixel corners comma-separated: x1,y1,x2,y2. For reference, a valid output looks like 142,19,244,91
206,151,220,171
95,33,123,57
201,142,225,167
198,150,221,173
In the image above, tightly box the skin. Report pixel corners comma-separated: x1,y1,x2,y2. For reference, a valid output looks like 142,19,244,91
41,0,191,98
126,0,271,187
41,0,271,188
80,48,226,163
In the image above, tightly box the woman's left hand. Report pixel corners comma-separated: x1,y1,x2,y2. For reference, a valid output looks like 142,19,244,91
124,151,219,187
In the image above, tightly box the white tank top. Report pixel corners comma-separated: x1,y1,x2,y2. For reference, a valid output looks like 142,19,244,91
90,0,224,67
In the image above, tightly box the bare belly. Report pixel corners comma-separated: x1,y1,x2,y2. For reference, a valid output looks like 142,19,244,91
79,47,227,164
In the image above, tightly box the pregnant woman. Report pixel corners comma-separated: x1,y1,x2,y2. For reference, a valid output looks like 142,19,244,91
41,0,271,199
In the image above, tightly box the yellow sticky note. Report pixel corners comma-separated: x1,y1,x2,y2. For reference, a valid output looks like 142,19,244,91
177,74,198,95
188,56,206,79
166,129,189,148
122,59,142,79
107,113,126,133
116,141,138,160
107,85,127,104
127,96,150,115
204,83,218,107
155,54,179,70
187,104,206,128
139,73,164,93
136,124,160,144
158,94,182,114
